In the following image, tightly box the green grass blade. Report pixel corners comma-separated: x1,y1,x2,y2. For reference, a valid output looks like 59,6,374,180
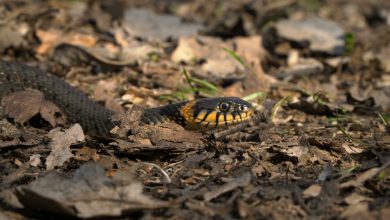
223,47,247,67
243,92,267,102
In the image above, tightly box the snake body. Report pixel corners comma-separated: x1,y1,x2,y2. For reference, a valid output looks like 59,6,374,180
0,61,253,136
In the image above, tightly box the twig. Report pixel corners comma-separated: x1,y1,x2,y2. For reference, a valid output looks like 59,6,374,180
142,162,171,184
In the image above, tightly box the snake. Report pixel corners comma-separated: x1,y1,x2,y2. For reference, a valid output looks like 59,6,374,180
0,61,254,136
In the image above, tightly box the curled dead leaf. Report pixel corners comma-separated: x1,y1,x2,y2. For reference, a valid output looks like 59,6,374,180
1,89,66,127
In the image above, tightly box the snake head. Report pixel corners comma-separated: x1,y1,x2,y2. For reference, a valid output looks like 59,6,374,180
181,97,254,129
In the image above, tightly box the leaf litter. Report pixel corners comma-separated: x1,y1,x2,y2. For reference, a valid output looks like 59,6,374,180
0,0,390,219
15,162,168,218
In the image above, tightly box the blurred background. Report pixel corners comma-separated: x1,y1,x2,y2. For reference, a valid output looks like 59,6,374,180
0,0,389,112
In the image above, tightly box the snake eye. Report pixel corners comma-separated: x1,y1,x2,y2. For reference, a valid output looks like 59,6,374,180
219,102,230,112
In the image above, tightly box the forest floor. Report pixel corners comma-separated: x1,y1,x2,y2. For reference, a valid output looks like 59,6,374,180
0,0,390,219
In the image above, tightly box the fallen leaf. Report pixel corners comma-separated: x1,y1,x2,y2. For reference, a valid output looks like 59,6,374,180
15,162,168,218
203,172,251,202
302,184,322,198
381,207,390,219
340,202,370,219
29,154,41,167
171,36,266,87
2,89,66,127
36,29,98,55
275,16,345,55
0,24,27,52
340,161,390,188
275,58,324,80
45,124,85,170
74,147,100,162
93,79,124,112
36,29,62,55
345,193,373,205
2,90,41,124
364,45,390,72
124,8,203,40
141,62,185,90
66,34,97,48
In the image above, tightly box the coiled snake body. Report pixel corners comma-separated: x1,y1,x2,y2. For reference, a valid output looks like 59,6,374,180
0,61,253,136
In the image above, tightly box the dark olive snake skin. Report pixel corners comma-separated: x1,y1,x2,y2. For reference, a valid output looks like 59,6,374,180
0,61,115,135
0,61,253,136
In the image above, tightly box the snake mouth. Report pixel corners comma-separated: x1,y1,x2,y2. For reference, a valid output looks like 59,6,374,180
192,109,254,127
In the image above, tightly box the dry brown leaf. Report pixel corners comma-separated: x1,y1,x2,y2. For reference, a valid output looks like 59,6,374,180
172,35,268,95
1,89,66,127
340,202,371,219
141,62,184,89
39,100,67,127
345,193,373,205
66,34,97,48
0,24,27,52
16,163,168,218
302,184,322,198
340,161,390,188
36,29,98,55
171,36,245,82
93,79,124,112
36,29,62,55
381,207,390,219
74,147,100,162
2,90,41,124
203,172,251,202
